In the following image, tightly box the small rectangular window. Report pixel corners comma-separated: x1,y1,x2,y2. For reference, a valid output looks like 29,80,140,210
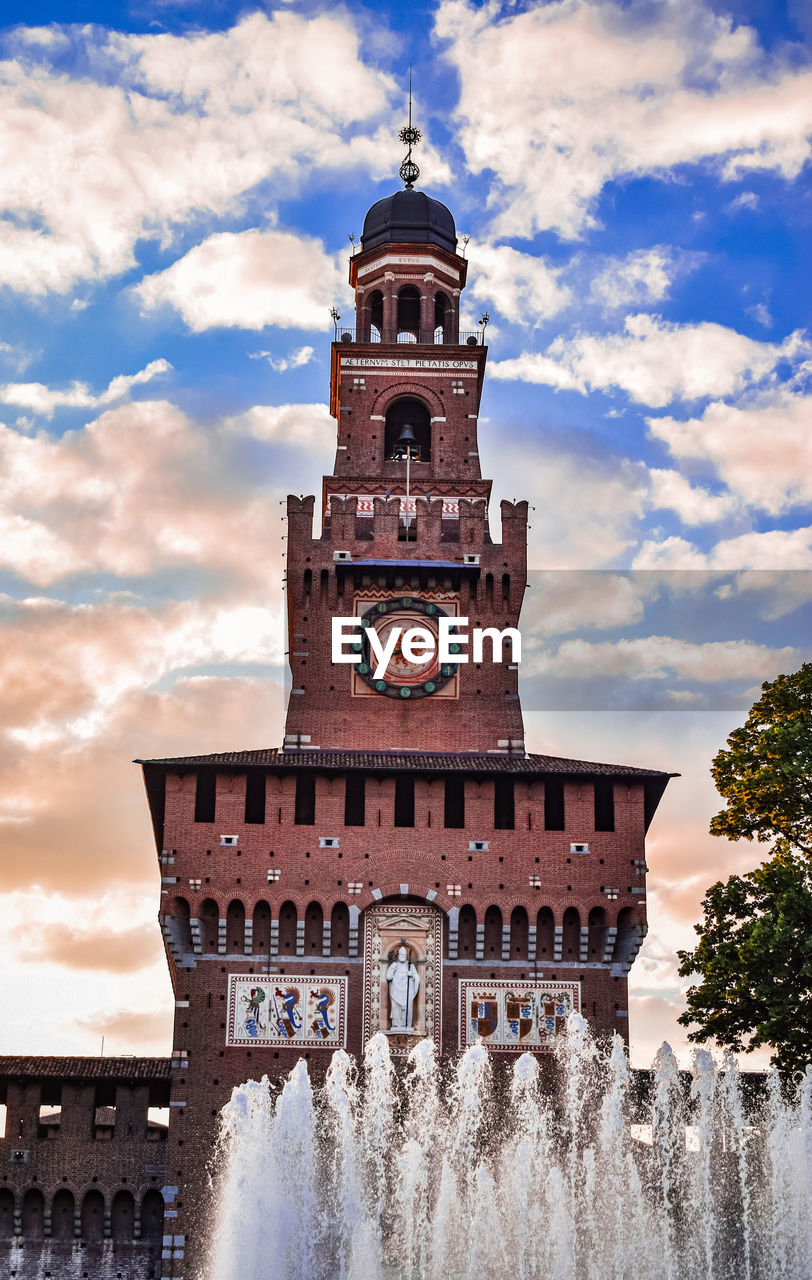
194,770,216,823
344,774,366,827
493,777,515,830
544,778,565,830
244,771,266,824
594,779,615,831
294,774,316,825
394,775,414,828
444,776,465,828
38,1098,61,1141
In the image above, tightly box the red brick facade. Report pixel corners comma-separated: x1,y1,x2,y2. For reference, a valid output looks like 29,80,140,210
0,1058,169,1279
135,190,672,1277
0,186,673,1280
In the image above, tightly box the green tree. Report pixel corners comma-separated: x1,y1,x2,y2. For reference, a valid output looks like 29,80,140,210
677,852,812,1078
678,664,812,1078
709,661,812,857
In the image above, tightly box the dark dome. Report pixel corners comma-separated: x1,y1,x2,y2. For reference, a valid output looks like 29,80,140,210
361,189,457,254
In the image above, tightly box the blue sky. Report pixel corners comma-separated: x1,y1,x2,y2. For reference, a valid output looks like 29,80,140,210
0,0,810,1068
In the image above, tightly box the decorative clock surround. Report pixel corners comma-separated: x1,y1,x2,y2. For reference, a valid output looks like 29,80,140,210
354,596,461,699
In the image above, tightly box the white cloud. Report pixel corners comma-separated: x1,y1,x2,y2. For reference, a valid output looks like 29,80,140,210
729,191,759,211
0,358,172,418
466,243,570,324
221,402,333,449
522,571,647,636
489,353,582,392
529,634,799,683
648,387,812,515
589,247,700,310
0,12,402,295
136,230,348,331
436,0,812,238
249,346,316,373
648,468,739,525
491,315,807,406
490,437,647,568
634,527,812,570
0,397,310,586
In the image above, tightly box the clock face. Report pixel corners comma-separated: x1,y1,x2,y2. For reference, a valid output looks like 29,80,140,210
354,597,460,699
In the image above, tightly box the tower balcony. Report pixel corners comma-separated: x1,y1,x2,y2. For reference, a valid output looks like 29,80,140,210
332,328,486,347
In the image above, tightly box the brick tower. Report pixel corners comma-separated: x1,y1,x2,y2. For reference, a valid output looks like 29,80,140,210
138,143,673,1277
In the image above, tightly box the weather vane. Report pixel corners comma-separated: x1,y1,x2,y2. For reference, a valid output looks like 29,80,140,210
399,67,421,190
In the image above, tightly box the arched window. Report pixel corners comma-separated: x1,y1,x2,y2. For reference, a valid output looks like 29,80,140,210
22,1188,44,1239
304,901,323,953
140,1189,164,1241
0,1189,14,1239
278,901,297,954
384,396,431,463
588,906,607,959
368,290,383,342
331,902,349,953
396,285,421,341
562,906,580,956
434,291,450,343
510,906,529,958
483,905,502,956
252,900,270,952
614,907,638,966
458,905,477,956
111,1190,134,1241
537,906,555,956
199,898,219,953
227,899,245,953
50,1188,75,1240
80,1189,105,1242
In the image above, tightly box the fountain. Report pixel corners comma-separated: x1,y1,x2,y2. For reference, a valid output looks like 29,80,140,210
209,1016,811,1280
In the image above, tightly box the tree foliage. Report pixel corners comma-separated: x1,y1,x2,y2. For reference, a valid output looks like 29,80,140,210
678,663,812,1079
677,852,812,1079
709,662,812,857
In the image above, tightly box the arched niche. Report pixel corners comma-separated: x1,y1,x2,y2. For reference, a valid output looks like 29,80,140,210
278,900,297,954
510,905,529,958
562,906,581,957
227,898,245,952
140,1189,164,1240
199,897,219,953
483,905,502,957
588,906,607,958
537,906,555,957
331,902,349,954
80,1189,105,1242
396,284,421,341
304,901,323,953
0,1188,14,1240
111,1189,135,1241
50,1188,74,1240
384,396,431,463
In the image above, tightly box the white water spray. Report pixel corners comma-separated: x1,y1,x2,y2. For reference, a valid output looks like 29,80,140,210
208,1019,811,1280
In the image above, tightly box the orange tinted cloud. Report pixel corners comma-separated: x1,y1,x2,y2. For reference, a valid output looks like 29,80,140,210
12,921,159,973
75,1009,174,1057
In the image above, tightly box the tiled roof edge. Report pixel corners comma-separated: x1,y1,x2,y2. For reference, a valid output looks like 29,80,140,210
136,748,676,779
0,1056,172,1080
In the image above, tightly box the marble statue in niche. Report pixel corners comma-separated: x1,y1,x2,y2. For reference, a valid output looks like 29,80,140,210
386,943,420,1030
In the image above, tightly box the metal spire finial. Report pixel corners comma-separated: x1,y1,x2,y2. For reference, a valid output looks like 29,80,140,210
398,67,421,190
